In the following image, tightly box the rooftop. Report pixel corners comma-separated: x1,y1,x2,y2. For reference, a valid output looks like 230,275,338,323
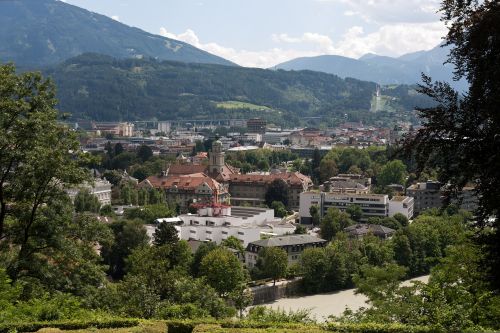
248,234,326,248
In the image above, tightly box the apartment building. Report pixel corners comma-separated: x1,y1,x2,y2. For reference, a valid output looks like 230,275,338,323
406,181,442,215
245,234,327,268
229,172,312,210
299,191,414,223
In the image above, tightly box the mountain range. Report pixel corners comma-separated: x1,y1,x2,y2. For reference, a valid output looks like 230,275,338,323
0,0,234,67
0,0,438,125
273,44,467,91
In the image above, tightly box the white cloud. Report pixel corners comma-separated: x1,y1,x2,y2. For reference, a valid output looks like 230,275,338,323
159,22,446,68
111,15,120,22
317,0,441,24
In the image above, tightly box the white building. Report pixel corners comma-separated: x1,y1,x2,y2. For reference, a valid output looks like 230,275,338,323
67,178,112,206
175,205,295,246
299,191,414,223
157,121,171,134
388,196,414,220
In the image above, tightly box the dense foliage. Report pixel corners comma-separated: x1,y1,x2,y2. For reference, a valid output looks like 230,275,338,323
402,0,500,289
43,53,426,127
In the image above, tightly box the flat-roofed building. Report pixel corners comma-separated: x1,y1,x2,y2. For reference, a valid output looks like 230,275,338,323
406,181,442,215
388,196,414,220
300,191,413,223
247,118,267,134
174,205,295,247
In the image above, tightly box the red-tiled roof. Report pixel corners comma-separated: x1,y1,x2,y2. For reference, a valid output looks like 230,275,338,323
230,172,311,187
142,173,224,192
168,164,206,175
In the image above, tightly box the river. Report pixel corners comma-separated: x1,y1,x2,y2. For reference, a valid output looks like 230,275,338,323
259,275,429,322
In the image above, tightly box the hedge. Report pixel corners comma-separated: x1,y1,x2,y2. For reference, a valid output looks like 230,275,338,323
169,320,440,333
0,318,139,333
325,322,442,333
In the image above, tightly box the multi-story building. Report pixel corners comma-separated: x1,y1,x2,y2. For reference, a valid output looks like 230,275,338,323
92,122,134,137
67,178,112,206
140,173,229,211
406,181,442,215
299,191,414,223
321,179,369,194
174,205,295,246
245,234,327,268
229,172,312,210
407,181,479,215
388,196,415,220
246,118,267,134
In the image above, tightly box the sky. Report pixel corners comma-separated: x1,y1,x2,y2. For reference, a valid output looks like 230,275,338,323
63,0,448,68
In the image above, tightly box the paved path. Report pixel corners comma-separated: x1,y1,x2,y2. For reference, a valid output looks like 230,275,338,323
260,275,429,322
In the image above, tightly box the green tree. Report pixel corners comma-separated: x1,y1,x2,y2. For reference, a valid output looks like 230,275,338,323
221,236,245,255
346,205,363,222
0,65,90,283
137,145,153,162
309,205,320,226
271,201,287,218
153,223,179,246
114,143,124,156
257,159,270,171
320,207,354,241
377,160,407,187
191,242,218,277
319,158,338,183
300,247,328,293
100,204,114,216
294,224,307,234
229,283,254,319
260,247,288,286
392,213,409,227
402,0,500,287
200,247,246,297
101,219,150,279
74,189,101,213
265,179,289,207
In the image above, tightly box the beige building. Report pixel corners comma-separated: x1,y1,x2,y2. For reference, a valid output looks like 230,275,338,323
229,172,312,210
140,173,229,211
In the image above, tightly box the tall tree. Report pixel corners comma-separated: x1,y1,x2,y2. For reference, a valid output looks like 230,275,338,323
0,65,89,281
199,247,246,297
265,179,289,207
137,145,153,162
153,222,179,246
320,207,354,241
377,160,407,187
403,0,500,287
260,247,288,286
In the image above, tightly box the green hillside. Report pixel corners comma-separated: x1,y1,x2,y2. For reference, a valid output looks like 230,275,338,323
0,0,234,67
44,54,432,126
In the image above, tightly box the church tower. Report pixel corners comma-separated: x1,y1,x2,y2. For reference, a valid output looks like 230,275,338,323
209,139,225,174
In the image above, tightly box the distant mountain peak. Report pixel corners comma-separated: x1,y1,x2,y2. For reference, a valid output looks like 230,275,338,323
0,0,234,67
358,53,378,61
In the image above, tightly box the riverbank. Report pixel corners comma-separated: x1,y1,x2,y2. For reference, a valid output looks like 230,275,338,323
260,275,429,321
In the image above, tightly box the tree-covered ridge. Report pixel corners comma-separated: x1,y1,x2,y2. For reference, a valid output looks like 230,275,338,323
44,53,431,125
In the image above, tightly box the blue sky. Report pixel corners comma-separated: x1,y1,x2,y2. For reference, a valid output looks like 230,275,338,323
63,0,447,67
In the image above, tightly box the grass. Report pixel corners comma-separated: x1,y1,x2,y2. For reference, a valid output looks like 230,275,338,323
370,95,398,112
215,101,273,111
33,321,165,333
